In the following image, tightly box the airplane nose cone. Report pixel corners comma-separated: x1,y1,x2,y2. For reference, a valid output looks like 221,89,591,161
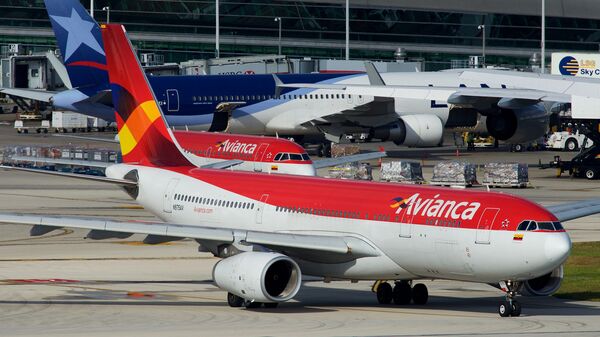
544,233,571,264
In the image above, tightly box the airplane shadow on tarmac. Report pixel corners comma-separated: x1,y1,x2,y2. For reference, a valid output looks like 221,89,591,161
0,281,597,316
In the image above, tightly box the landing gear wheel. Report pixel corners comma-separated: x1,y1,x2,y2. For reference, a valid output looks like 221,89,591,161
264,302,279,308
513,144,523,152
498,301,513,317
245,301,262,309
411,283,429,305
227,292,244,307
376,282,393,304
585,169,597,180
511,301,522,317
392,281,412,305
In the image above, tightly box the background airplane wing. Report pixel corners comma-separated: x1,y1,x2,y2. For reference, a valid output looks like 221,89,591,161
0,88,55,103
547,198,600,222
0,213,379,263
7,156,113,168
312,151,387,169
0,165,135,186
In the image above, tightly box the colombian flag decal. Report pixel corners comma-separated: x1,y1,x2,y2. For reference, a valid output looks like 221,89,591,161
271,165,278,171
513,234,524,241
390,197,409,209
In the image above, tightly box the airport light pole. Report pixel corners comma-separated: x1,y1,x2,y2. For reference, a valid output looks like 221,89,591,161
274,17,282,55
345,0,349,60
102,6,110,24
215,0,220,58
541,0,545,73
478,24,486,68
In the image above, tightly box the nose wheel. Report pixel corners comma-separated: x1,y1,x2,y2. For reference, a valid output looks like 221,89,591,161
498,280,522,317
373,280,429,305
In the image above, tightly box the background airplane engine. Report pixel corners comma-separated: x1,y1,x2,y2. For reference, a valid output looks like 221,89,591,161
371,114,443,147
485,104,549,144
212,252,302,303
519,265,564,296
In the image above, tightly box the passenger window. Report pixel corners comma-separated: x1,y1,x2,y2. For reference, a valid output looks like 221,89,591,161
517,221,530,231
526,221,538,231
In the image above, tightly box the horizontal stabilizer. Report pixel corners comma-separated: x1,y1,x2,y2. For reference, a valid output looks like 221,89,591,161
0,165,136,186
9,156,113,168
30,224,62,236
0,88,55,103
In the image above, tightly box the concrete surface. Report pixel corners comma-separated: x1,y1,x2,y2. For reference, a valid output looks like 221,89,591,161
0,126,598,336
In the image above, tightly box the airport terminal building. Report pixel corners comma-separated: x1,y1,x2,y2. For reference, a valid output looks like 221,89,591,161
2,0,600,69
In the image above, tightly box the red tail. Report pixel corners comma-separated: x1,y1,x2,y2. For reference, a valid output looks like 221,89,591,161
101,24,190,167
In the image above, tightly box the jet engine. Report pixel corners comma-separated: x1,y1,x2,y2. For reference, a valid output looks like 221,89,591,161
519,265,564,296
371,114,443,147
212,252,302,303
485,104,549,144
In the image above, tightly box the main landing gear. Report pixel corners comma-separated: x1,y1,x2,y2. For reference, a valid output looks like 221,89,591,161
374,280,428,305
227,292,279,309
498,281,522,317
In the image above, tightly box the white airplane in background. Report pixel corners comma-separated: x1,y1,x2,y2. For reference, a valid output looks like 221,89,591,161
1,24,600,318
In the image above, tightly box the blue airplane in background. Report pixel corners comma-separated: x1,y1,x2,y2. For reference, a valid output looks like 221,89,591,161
1,0,363,137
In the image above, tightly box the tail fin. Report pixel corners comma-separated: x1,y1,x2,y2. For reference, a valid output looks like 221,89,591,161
101,24,191,167
44,0,109,90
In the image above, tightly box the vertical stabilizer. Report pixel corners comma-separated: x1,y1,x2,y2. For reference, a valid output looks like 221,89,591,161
101,24,191,167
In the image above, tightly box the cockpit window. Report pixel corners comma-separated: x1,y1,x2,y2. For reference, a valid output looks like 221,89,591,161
274,153,282,161
517,221,530,231
526,221,538,231
301,153,310,161
553,222,564,230
289,153,303,161
537,222,555,230
274,152,311,162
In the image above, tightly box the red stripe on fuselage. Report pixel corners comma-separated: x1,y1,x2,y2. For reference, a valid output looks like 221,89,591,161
167,166,557,232
66,61,108,71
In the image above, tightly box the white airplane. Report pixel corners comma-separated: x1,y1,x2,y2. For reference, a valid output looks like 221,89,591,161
1,24,599,318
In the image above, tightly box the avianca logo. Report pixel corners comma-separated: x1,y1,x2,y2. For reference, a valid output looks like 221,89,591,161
390,197,409,209
216,139,257,154
393,193,481,221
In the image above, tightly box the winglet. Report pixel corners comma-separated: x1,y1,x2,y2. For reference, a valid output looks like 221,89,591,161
364,62,385,86
101,24,192,167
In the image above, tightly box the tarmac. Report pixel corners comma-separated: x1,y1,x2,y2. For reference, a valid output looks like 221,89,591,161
0,126,598,336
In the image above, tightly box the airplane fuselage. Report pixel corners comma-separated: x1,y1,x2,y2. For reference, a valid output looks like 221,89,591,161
106,163,571,284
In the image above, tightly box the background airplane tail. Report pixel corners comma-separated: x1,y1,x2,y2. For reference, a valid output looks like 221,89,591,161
101,24,190,167
44,0,109,90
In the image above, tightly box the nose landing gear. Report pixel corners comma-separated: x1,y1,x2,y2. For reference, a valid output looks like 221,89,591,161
498,280,522,317
373,280,429,305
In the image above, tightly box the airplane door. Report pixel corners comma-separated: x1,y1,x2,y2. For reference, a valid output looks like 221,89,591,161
255,194,269,224
399,211,413,238
163,178,179,213
253,143,269,172
166,89,179,112
475,208,499,244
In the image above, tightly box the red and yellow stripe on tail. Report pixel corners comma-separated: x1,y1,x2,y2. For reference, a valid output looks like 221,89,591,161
101,24,190,167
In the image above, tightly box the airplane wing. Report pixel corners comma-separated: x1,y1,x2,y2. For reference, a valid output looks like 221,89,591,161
546,198,600,222
200,159,244,170
312,151,387,169
0,88,55,103
0,213,379,263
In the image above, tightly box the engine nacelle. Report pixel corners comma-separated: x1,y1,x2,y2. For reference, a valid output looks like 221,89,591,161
212,252,302,303
372,114,443,147
519,265,564,296
485,104,549,144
